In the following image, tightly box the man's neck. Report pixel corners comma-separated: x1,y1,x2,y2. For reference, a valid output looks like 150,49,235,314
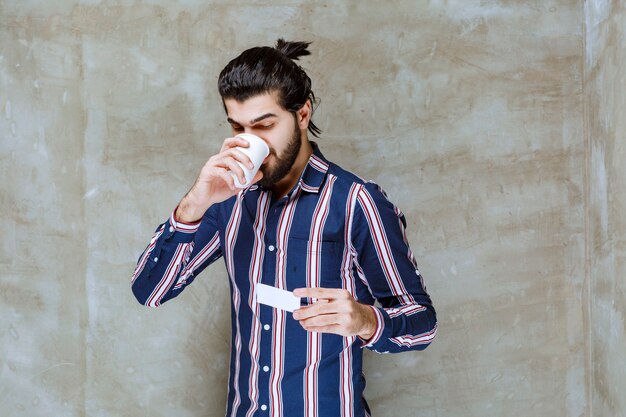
269,137,314,201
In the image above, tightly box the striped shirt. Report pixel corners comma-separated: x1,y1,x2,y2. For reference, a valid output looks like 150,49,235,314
131,142,437,417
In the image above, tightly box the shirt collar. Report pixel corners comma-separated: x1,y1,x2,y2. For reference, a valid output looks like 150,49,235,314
297,141,329,193
243,141,329,196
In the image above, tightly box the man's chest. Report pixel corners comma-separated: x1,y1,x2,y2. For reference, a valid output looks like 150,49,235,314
220,191,352,291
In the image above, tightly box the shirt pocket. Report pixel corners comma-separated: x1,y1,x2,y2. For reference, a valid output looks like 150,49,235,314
286,237,345,289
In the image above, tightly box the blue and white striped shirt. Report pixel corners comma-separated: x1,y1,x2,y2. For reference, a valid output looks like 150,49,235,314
131,142,437,417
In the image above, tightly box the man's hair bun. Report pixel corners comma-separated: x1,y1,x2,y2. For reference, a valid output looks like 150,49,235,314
275,38,312,61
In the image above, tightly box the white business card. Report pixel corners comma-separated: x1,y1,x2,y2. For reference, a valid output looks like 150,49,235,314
255,283,301,312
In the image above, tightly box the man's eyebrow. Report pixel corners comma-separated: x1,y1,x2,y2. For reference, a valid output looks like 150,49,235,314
227,113,278,125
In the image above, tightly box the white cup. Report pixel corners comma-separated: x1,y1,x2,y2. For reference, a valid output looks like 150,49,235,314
229,133,270,188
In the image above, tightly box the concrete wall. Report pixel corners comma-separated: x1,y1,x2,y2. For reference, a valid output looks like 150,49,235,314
585,1,626,416
0,1,617,416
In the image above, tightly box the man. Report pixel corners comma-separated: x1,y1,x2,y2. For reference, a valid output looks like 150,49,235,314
132,39,437,417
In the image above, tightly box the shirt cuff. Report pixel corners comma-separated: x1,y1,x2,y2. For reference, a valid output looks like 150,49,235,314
162,207,202,243
170,206,202,232
358,305,386,348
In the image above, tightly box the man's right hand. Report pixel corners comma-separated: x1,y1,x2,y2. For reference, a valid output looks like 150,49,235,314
174,136,264,223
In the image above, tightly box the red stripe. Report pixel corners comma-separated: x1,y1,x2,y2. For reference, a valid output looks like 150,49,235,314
300,181,319,192
340,183,359,417
174,242,197,289
357,187,414,303
270,188,301,416
146,243,185,307
245,192,270,417
304,176,336,417
179,232,220,277
350,250,370,288
305,185,325,417
357,190,402,295
309,154,329,172
344,183,360,296
131,225,165,283
395,206,419,270
390,325,438,347
387,304,427,318
225,197,244,417
145,243,181,306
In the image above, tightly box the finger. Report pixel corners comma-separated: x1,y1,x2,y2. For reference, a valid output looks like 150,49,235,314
206,153,237,170
293,287,351,300
223,148,254,170
220,136,250,152
293,300,336,320
214,169,238,191
299,313,343,329
215,148,254,169
301,324,344,336
213,157,247,185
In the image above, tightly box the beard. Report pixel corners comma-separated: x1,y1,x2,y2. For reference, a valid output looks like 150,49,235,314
257,121,302,188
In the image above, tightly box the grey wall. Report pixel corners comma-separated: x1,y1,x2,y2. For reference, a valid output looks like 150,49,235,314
585,0,626,415
0,1,623,416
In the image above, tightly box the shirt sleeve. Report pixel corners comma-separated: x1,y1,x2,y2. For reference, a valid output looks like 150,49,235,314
131,203,223,307
350,182,437,353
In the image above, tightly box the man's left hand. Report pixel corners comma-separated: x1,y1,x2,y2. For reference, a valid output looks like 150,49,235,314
292,287,377,340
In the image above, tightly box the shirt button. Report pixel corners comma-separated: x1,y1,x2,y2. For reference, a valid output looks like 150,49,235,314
263,365,269,372
169,226,174,233
153,257,158,262
261,405,268,411
268,245,275,252
263,324,270,331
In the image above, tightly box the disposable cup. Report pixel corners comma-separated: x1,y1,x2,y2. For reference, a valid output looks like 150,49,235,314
229,133,270,188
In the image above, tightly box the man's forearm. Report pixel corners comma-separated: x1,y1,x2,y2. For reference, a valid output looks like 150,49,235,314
175,192,211,224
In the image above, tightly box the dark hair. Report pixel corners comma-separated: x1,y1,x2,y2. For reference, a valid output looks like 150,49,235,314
218,38,321,137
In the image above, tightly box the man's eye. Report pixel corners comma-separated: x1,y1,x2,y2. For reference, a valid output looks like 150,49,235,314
232,126,244,131
260,124,274,129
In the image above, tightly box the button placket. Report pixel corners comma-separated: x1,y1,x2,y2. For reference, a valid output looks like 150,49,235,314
258,193,279,413
258,319,271,415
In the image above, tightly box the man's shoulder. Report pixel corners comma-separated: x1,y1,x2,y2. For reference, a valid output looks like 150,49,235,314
320,155,398,217
312,142,375,192
325,160,388,198
325,159,367,188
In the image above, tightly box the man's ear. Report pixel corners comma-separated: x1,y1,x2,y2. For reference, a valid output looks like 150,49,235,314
296,100,312,131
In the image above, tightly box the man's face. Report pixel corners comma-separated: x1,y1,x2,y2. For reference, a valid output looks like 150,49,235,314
224,92,302,188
